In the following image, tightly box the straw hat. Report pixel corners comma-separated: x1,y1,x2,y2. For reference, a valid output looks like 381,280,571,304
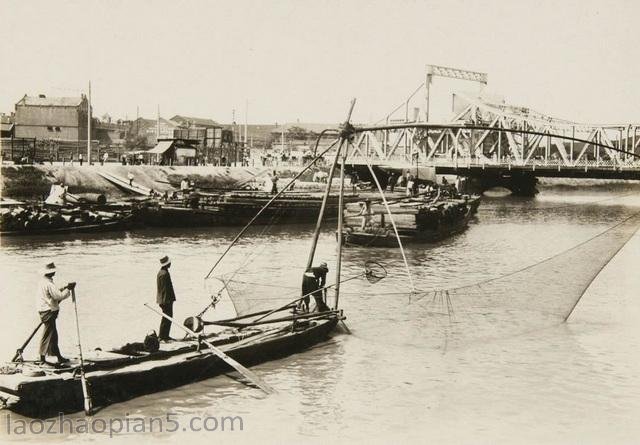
42,262,57,276
159,256,171,267
319,261,328,269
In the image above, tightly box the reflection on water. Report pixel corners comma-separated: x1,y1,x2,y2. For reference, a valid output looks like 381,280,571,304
1,188,640,443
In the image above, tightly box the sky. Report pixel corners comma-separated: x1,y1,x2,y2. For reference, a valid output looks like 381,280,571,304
1,0,639,125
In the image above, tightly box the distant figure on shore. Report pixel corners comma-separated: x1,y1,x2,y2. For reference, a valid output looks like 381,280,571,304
121,155,126,165
387,172,397,192
411,147,419,164
127,172,134,186
406,174,414,197
455,176,462,194
37,262,75,366
102,152,108,166
271,171,279,194
180,178,189,193
156,256,176,342
350,170,359,193
79,153,83,166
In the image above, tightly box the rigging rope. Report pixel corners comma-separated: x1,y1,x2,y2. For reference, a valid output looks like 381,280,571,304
204,134,340,280
353,141,416,295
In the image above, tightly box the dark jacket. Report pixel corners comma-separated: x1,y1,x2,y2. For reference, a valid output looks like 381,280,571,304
311,266,328,297
157,268,176,305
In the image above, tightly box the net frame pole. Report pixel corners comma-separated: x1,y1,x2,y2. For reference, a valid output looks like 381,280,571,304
305,139,342,269
306,99,356,270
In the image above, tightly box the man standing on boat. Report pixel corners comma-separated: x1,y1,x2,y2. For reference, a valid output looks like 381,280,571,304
36,262,75,365
301,262,329,312
157,256,176,341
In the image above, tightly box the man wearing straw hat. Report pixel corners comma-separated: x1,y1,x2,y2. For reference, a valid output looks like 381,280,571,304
36,262,76,365
157,256,177,341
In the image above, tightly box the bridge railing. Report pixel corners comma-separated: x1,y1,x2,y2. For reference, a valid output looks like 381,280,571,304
344,154,640,170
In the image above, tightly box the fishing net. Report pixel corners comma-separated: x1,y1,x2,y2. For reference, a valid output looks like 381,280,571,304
413,211,640,343
365,261,387,283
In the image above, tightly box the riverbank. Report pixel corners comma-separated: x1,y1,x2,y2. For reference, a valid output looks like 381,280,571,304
0,164,325,200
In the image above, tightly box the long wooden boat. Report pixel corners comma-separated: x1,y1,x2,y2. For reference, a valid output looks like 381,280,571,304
341,195,479,247
0,314,339,418
342,209,473,247
141,191,361,227
0,215,134,237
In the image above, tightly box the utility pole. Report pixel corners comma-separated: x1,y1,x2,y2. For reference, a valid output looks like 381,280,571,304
244,99,248,146
87,81,92,162
157,105,160,140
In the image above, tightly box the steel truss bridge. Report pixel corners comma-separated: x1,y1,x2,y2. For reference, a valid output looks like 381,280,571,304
343,65,640,193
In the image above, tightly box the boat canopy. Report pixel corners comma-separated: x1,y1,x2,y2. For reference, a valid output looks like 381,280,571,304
147,140,174,154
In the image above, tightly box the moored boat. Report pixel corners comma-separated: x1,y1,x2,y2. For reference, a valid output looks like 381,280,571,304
341,193,480,247
0,206,135,237
140,190,361,227
0,315,339,418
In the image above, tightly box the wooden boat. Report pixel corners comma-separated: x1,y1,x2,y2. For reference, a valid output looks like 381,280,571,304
0,204,136,237
0,315,339,418
341,194,480,247
0,106,361,418
141,191,361,227
0,216,134,237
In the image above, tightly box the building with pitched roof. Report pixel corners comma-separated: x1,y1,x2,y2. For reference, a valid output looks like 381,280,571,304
14,94,90,141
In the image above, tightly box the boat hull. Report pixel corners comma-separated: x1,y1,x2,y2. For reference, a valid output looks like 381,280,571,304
1,318,338,418
342,212,472,247
0,217,134,237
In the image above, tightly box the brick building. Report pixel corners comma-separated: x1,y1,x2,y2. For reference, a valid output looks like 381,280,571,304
14,94,90,142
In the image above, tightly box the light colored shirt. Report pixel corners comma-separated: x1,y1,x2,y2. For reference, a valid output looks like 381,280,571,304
36,277,70,312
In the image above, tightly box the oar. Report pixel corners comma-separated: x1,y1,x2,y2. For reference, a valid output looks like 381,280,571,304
143,303,275,395
71,288,93,416
11,321,43,362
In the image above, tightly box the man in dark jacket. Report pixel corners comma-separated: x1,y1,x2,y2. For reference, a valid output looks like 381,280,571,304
157,256,176,341
312,261,330,312
301,261,330,312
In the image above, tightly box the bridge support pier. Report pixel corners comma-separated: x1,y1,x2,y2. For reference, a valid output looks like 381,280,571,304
467,171,539,196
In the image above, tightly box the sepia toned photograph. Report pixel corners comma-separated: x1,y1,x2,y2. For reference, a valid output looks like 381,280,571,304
1,1,639,443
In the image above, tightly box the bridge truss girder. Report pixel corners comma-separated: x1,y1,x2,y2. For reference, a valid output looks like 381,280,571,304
348,94,640,168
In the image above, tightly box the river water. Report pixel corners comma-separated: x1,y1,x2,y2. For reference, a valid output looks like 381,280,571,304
1,187,640,444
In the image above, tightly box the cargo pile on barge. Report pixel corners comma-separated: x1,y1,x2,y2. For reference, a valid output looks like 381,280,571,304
342,188,481,247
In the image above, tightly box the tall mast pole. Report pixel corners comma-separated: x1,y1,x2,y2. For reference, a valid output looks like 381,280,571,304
157,104,160,140
87,81,91,163
305,99,355,272
334,141,348,310
305,139,342,269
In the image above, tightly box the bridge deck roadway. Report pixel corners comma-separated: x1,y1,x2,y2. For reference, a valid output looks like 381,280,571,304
434,164,640,180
